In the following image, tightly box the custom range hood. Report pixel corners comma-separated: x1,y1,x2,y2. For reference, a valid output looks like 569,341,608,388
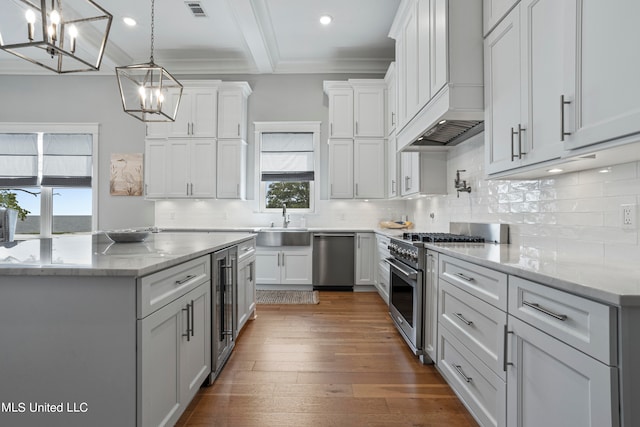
390,0,485,152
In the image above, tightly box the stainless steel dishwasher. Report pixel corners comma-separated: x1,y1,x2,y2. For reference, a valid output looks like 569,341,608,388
312,233,355,290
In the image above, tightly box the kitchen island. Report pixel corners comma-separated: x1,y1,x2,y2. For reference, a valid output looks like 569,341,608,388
0,232,255,427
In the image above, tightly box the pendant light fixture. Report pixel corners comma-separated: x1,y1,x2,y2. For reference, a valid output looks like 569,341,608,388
115,0,183,122
0,0,113,73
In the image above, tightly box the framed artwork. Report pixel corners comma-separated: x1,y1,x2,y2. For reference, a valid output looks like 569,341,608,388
110,153,143,196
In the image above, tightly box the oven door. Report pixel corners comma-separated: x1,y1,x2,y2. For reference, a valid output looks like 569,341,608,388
387,257,423,355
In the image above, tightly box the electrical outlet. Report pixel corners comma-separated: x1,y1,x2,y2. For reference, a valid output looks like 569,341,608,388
621,204,636,229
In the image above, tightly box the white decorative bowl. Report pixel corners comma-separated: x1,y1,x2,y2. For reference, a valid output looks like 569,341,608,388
104,230,150,243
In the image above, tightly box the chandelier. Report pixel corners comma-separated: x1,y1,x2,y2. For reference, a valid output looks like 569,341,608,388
115,0,183,122
0,0,113,73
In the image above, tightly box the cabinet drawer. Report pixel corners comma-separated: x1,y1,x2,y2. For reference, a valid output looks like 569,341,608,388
439,254,508,310
438,326,506,427
139,256,211,319
237,238,256,263
439,280,507,379
508,276,617,365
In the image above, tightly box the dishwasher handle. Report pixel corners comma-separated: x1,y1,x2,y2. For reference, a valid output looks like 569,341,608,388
313,233,356,237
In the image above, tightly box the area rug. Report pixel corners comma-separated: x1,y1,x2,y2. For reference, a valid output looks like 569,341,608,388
256,290,320,304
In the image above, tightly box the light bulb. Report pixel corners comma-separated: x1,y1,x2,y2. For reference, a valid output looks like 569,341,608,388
68,25,78,53
25,9,36,24
50,10,60,25
319,15,332,25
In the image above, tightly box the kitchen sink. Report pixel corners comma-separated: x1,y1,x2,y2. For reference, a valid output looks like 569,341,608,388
256,228,310,246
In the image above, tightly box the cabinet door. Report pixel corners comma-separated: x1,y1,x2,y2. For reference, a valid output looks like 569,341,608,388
165,140,190,197
328,88,354,138
180,284,211,408
401,5,419,128
430,0,448,96
423,251,438,363
417,0,431,106
139,298,182,427
400,151,420,196
191,89,217,137
216,140,246,199
387,135,399,198
507,315,618,427
144,140,167,198
354,86,385,137
169,91,192,138
355,233,375,286
329,139,354,199
281,250,313,285
484,5,523,175
354,139,385,199
218,90,244,139
237,262,249,332
386,64,397,136
564,0,640,150
190,140,216,198
519,0,567,167
255,250,280,285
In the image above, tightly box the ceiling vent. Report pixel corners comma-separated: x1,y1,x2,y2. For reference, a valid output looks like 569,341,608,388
185,1,207,17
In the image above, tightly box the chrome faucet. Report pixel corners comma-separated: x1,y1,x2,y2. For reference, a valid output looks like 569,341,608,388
282,204,290,228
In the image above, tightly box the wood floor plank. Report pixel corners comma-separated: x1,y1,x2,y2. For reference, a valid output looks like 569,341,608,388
178,291,478,426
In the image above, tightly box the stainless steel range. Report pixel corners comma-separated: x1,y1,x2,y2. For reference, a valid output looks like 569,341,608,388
387,223,509,360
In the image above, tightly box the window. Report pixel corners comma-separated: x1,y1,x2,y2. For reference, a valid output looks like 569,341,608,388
255,122,320,212
0,124,98,236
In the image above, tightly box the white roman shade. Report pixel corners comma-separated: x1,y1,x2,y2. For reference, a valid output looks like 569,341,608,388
42,133,93,187
0,133,39,187
260,133,315,182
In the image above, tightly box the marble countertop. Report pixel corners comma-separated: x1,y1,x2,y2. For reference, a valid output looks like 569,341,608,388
0,232,255,277
425,243,640,307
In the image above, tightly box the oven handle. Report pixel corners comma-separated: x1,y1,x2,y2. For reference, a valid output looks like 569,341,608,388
385,257,418,281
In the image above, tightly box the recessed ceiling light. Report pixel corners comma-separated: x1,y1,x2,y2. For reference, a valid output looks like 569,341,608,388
598,168,612,174
320,15,333,25
547,168,564,174
123,17,137,26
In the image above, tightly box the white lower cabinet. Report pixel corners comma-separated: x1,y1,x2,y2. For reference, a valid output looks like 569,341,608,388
236,238,256,334
255,246,313,286
506,315,618,427
139,282,210,427
375,234,390,304
355,232,376,286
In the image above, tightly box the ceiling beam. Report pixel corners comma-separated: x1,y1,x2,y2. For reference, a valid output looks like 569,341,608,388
226,0,274,74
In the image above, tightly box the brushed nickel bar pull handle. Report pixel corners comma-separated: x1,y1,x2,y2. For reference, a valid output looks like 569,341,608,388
523,301,568,321
518,124,526,158
560,95,572,141
175,274,196,285
392,180,396,194
356,121,359,135
190,300,195,337
451,363,472,383
511,127,517,160
391,112,395,126
281,252,284,266
503,325,514,371
454,312,473,326
454,272,474,282
182,304,191,341
190,183,194,195
355,183,359,197
237,123,240,136
330,123,333,136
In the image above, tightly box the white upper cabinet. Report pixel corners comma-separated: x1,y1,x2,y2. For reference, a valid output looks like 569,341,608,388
354,84,386,138
387,135,399,198
328,139,354,199
328,85,354,138
216,139,247,200
563,0,640,151
217,82,252,140
385,62,397,136
325,80,386,139
164,139,216,199
169,87,218,138
144,140,167,198
483,0,519,36
354,139,386,199
485,0,570,176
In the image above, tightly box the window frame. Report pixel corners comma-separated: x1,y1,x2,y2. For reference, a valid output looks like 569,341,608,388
0,123,99,237
254,121,321,214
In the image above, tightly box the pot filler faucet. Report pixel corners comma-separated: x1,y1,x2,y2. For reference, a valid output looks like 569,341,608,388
282,204,290,228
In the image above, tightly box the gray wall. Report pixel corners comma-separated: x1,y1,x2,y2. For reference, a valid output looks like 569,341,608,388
0,72,382,228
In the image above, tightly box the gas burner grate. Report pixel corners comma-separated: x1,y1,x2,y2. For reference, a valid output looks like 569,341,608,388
402,232,485,243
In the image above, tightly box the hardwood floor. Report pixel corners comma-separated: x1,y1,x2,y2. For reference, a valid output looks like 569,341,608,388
177,291,479,427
